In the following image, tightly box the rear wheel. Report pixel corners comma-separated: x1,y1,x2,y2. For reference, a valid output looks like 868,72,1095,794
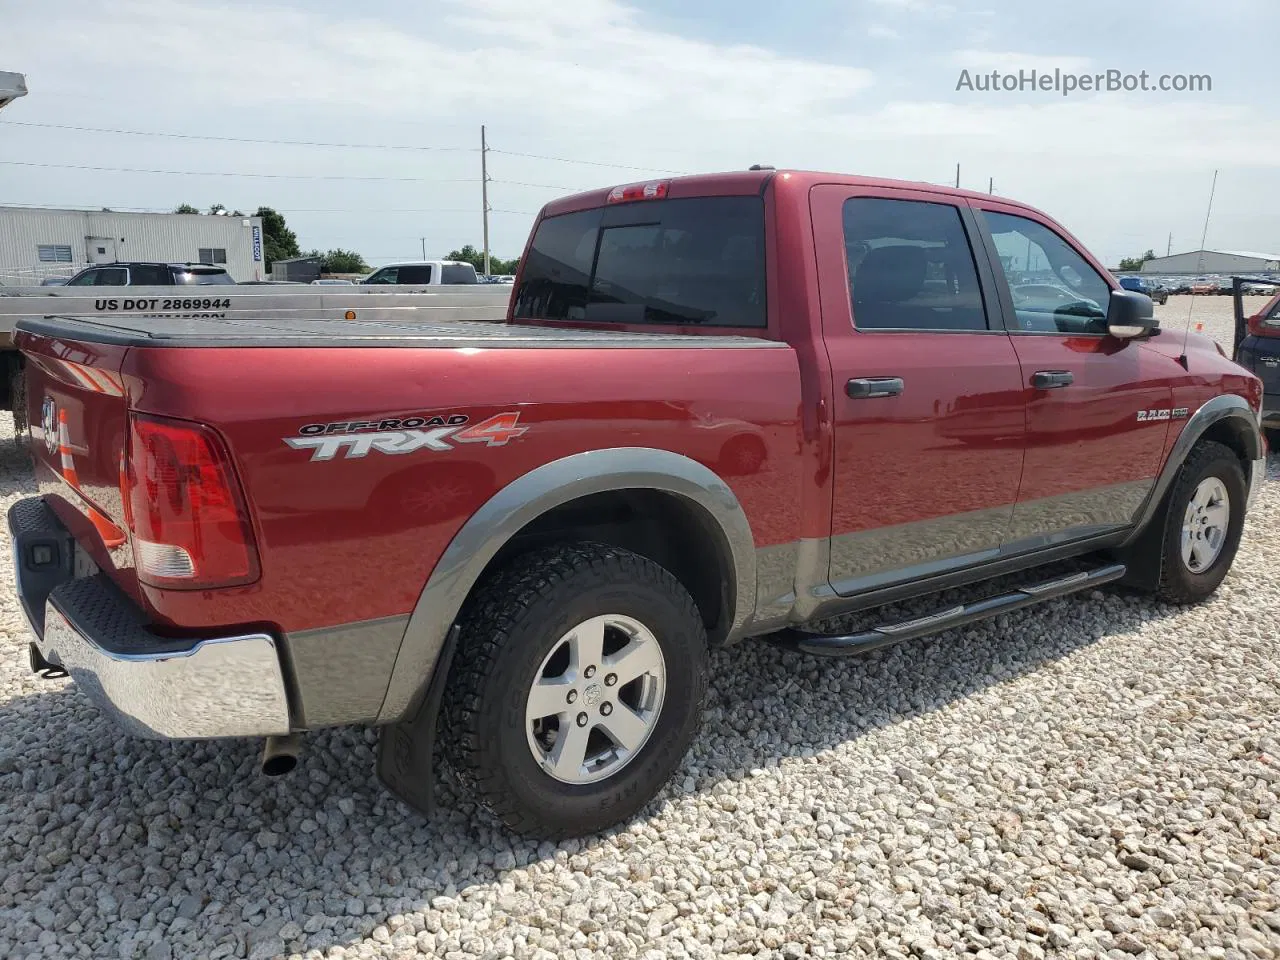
1155,440,1246,603
441,542,708,838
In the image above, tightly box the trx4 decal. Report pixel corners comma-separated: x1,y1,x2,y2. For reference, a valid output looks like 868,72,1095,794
285,412,527,461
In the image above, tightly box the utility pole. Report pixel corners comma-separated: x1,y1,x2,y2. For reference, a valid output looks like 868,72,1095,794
1167,232,1172,256
988,176,993,195
481,125,491,277
420,237,426,260
955,163,960,189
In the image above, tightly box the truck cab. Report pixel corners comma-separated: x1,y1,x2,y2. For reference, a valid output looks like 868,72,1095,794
361,261,479,285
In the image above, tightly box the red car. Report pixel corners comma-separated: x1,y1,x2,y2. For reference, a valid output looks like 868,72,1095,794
8,169,1266,838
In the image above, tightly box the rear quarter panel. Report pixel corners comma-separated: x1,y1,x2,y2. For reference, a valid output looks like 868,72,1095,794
121,344,804,634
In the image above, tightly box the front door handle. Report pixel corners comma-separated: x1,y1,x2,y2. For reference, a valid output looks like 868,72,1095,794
1031,370,1074,390
846,377,904,399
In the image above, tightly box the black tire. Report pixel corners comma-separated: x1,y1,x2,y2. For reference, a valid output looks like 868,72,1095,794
441,542,708,838
1154,440,1247,604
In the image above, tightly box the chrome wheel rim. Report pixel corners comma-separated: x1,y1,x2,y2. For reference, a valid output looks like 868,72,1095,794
525,614,666,785
1180,477,1230,573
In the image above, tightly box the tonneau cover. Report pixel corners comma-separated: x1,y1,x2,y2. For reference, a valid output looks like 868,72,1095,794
16,315,780,350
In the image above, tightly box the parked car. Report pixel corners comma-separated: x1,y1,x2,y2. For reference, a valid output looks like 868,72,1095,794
63,263,235,286
311,279,354,285
1118,275,1169,305
7,168,1264,839
361,261,479,285
1230,284,1280,442
40,277,68,287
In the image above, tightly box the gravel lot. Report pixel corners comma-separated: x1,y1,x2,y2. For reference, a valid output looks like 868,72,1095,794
2,304,1278,960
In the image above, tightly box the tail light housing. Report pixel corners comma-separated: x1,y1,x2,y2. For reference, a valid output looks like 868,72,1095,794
606,180,670,204
123,413,259,589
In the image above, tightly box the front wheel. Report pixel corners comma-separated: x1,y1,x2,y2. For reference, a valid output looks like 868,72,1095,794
441,542,709,838
1155,440,1247,603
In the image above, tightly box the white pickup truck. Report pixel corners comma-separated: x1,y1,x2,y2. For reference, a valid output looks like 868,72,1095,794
0,281,513,429
361,261,484,285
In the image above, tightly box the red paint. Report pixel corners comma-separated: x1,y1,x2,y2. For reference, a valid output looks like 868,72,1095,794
15,170,1263,639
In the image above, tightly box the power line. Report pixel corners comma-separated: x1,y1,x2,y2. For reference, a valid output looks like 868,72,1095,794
0,200,536,215
491,178,597,191
0,120,477,153
489,148,689,176
0,159,480,183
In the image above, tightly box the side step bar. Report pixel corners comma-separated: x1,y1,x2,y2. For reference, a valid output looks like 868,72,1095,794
772,563,1126,658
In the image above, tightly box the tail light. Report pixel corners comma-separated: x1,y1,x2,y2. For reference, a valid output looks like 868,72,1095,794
122,413,259,589
1246,313,1274,338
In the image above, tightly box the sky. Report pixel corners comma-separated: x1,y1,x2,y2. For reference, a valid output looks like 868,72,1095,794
1,0,1277,268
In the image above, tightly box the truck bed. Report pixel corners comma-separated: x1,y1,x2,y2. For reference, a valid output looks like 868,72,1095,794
17,315,779,349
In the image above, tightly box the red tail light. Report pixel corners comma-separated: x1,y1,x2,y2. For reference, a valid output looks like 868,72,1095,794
606,180,670,204
123,413,259,589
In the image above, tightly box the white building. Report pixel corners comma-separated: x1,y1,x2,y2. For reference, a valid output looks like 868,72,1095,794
0,206,266,284
1140,249,1280,275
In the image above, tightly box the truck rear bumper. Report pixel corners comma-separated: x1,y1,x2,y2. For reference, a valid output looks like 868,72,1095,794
8,497,292,740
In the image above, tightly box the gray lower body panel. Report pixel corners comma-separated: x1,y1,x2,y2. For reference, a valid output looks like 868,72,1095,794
286,616,408,727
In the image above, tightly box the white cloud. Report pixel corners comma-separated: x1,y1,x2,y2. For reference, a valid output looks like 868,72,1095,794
867,24,901,39
866,0,958,17
948,50,1093,73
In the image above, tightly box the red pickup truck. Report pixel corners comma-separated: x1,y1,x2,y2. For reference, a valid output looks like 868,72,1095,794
8,169,1266,838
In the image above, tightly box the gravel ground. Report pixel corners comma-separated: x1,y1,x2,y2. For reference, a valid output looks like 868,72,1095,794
2,343,1279,960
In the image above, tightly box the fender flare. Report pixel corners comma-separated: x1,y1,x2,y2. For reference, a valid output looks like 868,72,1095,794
1120,393,1262,548
375,447,757,725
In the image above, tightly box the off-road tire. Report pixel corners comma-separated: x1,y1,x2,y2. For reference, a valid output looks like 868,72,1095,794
441,542,709,838
1155,440,1247,604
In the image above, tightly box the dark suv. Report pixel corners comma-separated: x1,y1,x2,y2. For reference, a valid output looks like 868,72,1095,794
64,263,235,286
1118,275,1169,305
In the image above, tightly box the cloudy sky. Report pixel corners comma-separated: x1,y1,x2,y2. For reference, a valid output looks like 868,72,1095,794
1,0,1276,267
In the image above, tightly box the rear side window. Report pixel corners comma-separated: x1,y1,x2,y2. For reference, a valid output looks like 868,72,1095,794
130,264,171,285
843,198,988,331
513,197,766,327
440,264,477,284
175,269,234,285
397,265,433,284
95,267,128,286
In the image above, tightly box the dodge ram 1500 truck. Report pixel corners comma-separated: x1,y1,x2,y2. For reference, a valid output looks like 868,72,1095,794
7,169,1266,839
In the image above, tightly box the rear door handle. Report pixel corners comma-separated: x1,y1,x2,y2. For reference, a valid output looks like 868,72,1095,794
846,377,904,399
1031,370,1074,390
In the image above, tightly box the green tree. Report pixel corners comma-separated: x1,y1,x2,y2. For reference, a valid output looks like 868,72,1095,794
322,248,368,274
1117,248,1158,272
208,203,226,216
255,206,300,269
174,203,199,214
446,244,519,276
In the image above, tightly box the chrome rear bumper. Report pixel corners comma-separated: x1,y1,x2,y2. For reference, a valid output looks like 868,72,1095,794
9,497,291,740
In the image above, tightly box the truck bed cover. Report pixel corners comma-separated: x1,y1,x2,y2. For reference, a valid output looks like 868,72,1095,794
17,315,781,349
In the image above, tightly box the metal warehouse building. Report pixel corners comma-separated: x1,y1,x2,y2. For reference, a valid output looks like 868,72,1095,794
0,206,266,284
1140,249,1280,275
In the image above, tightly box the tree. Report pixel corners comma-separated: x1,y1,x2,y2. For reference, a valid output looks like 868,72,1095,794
1117,248,1158,272
445,244,519,276
174,203,199,214
323,249,368,274
254,206,299,269
208,203,227,216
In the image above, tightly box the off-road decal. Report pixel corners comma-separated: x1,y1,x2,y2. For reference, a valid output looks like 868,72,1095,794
285,411,527,461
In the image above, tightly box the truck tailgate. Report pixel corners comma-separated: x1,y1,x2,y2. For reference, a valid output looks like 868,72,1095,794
20,333,136,593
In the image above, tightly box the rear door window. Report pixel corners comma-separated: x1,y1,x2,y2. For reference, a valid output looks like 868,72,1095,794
397,265,433,284
94,268,128,286
842,198,989,331
66,269,99,286
130,264,171,285
440,264,476,284
513,196,766,327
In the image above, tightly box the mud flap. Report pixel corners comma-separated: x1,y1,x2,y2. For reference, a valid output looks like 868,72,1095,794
1115,484,1173,592
375,624,461,818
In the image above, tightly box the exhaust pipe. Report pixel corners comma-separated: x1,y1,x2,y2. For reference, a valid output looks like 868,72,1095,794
261,733,301,777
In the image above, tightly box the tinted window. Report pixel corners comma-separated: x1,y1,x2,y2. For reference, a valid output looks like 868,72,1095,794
65,269,98,287
440,263,477,284
397,265,433,284
981,210,1112,334
364,268,397,284
513,196,766,327
175,269,234,285
130,264,171,285
842,199,988,331
94,268,127,286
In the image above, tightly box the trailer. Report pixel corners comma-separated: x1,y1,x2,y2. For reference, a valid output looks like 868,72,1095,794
0,283,512,430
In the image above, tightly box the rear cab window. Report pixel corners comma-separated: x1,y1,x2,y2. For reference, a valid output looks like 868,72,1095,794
513,196,766,328
440,264,477,284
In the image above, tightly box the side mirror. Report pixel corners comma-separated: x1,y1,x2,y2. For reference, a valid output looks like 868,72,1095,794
1107,288,1155,339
